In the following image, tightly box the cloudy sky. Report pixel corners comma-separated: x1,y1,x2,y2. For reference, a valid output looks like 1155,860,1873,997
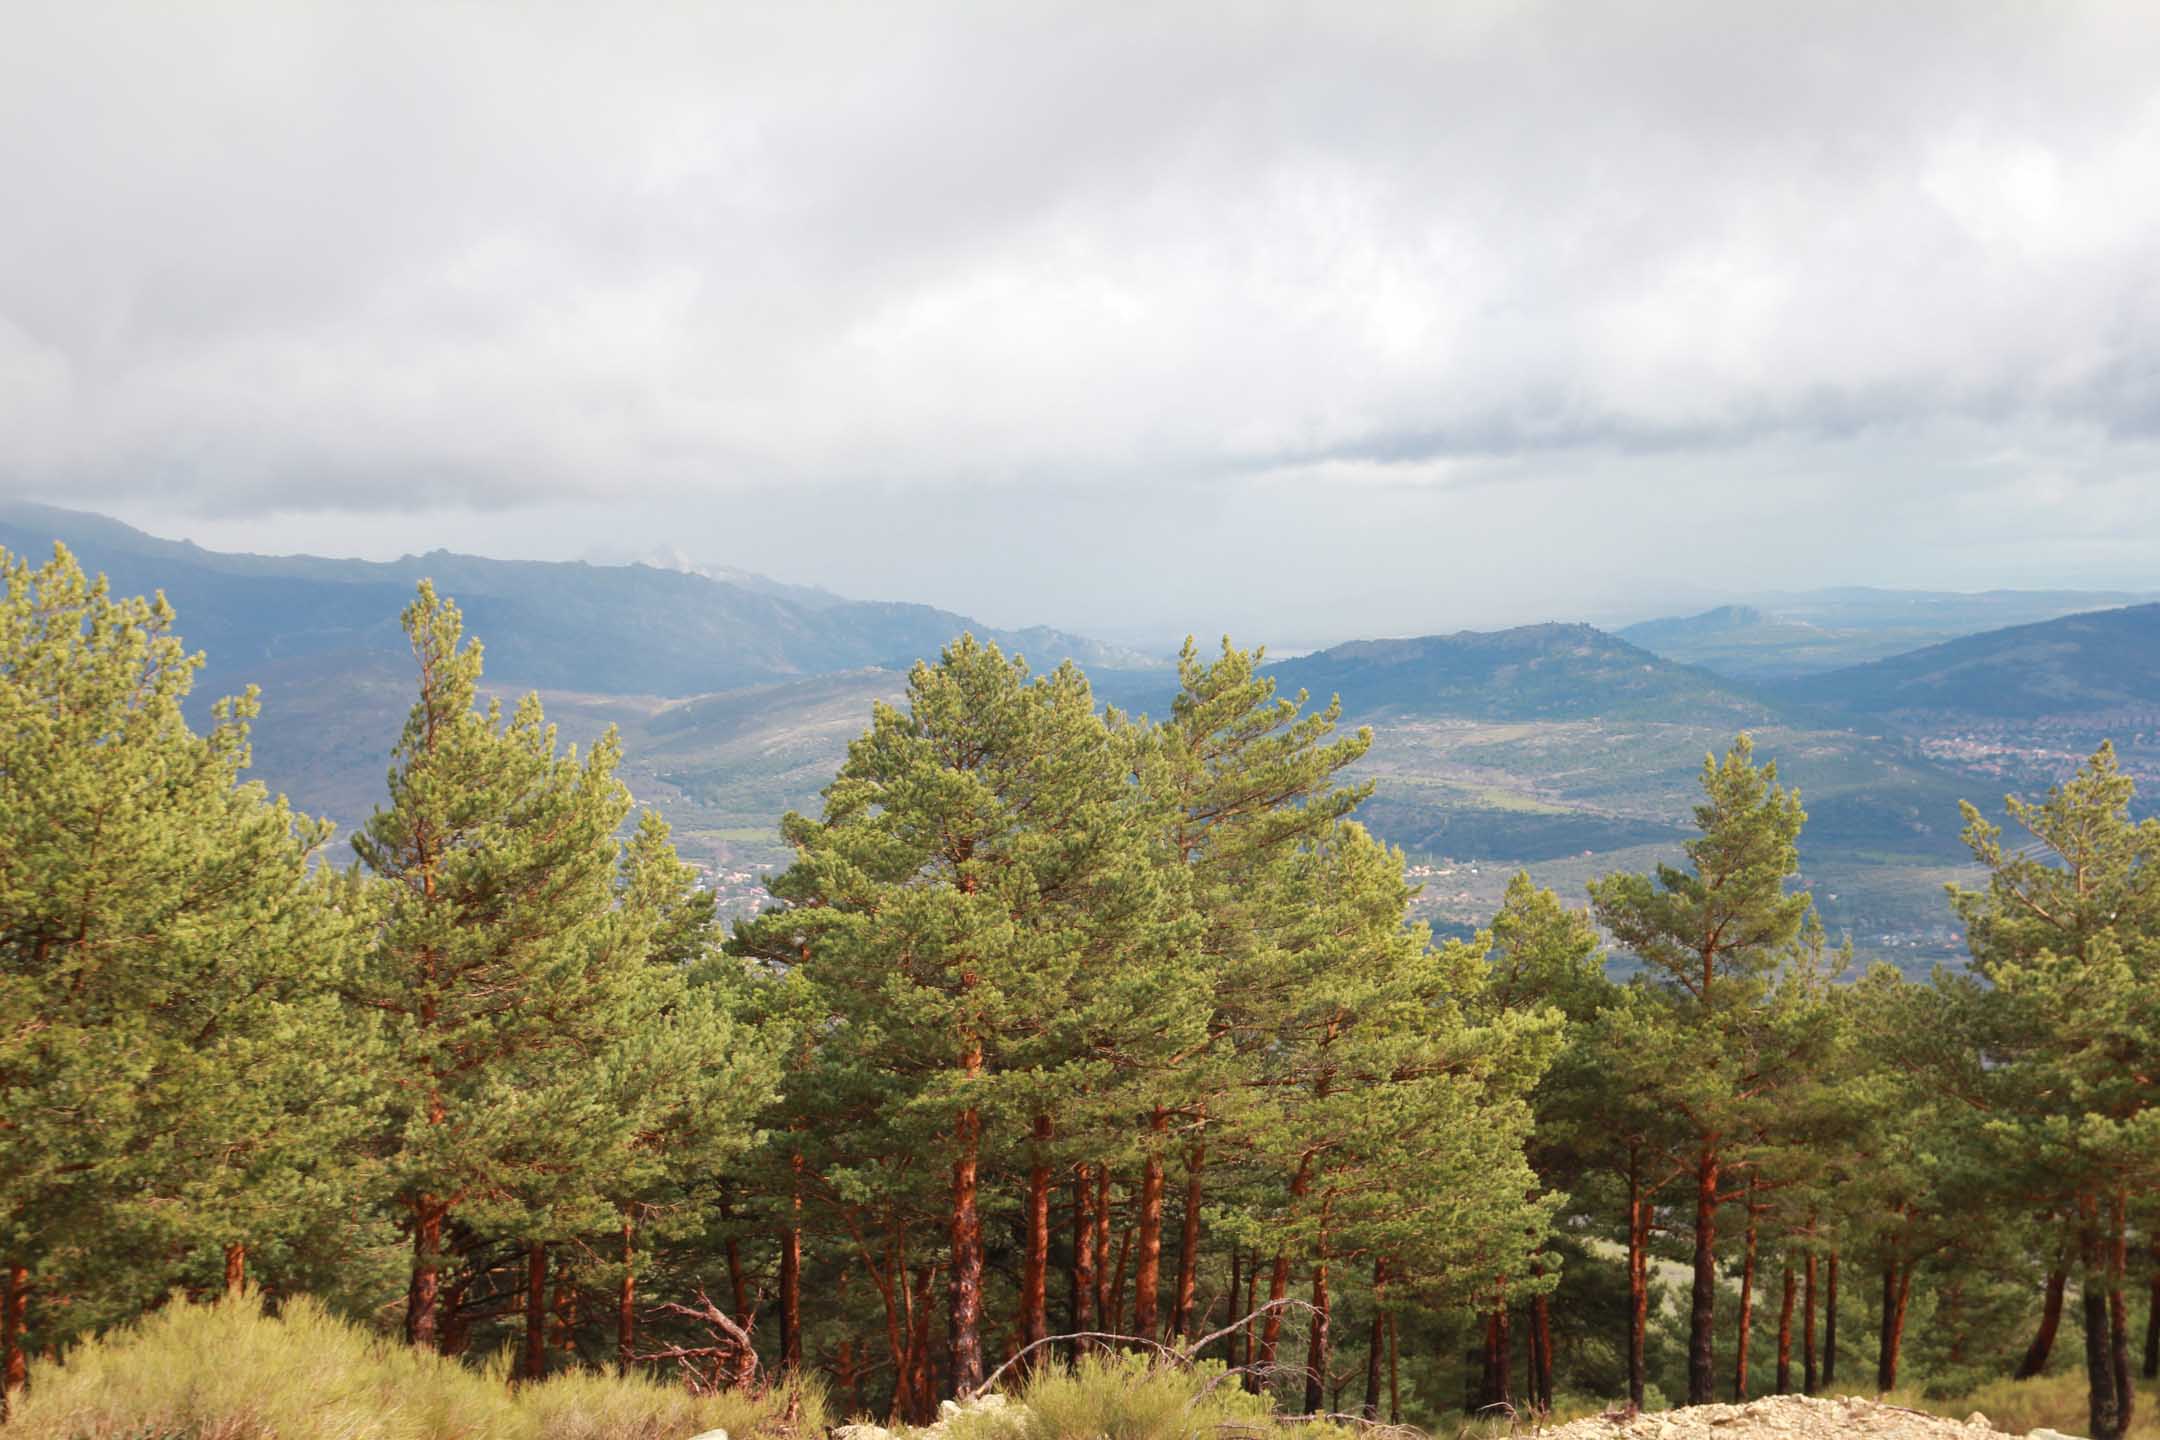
4,2,2159,647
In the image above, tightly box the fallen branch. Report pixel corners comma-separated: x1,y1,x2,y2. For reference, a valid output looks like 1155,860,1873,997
638,1289,762,1394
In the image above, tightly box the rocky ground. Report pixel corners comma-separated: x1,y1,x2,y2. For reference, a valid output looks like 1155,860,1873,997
1544,1395,2072,1440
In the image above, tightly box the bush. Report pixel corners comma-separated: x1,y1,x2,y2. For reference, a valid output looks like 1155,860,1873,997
9,1296,824,1440
904,1353,1364,1440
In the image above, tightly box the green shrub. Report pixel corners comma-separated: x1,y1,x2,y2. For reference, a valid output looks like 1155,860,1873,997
9,1297,823,1440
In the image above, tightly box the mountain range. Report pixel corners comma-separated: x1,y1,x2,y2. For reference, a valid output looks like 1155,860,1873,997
0,502,1159,700
9,503,2155,970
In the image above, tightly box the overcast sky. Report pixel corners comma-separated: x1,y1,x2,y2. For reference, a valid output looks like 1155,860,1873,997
5,2,2160,647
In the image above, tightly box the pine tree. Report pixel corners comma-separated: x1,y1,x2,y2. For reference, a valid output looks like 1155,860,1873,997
1944,744,2160,1440
351,582,753,1355
732,636,1177,1404
1589,735,1814,1406
0,545,362,1411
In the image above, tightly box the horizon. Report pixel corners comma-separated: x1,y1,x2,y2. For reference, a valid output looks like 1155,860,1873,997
9,497,2155,659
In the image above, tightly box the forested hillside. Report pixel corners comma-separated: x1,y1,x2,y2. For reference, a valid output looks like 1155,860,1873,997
6,546,2158,1440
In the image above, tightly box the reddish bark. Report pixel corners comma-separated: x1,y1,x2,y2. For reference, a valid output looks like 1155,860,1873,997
1776,1262,1796,1393
1803,1246,1819,1393
1824,1252,1840,1388
1302,1235,1331,1415
1876,1258,1913,1392
1626,1153,1649,1411
1253,1250,1291,1391
1133,1109,1168,1339
2018,1267,2067,1379
1091,1167,1112,1329
222,1243,246,1299
523,1241,548,1383
780,1209,803,1369
1021,1115,1052,1358
1733,1195,1759,1401
1170,1145,1205,1340
1686,1144,1721,1405
1070,1166,1097,1341
3,1263,27,1423
948,1090,986,1394
1532,1290,1555,1413
406,1195,446,1350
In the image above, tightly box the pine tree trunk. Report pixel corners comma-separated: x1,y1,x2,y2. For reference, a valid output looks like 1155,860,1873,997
782,1154,804,1371
1803,1247,1818,1394
1776,1261,1796,1393
1302,1250,1330,1415
1533,1290,1555,1414
1257,1156,1310,1390
1133,1108,1168,1340
1388,1310,1401,1424
1362,1261,1387,1421
1022,1115,1052,1359
1627,1153,1649,1412
1245,1256,1260,1367
908,1265,939,1423
1733,1198,1758,1401
1824,1252,1839,1388
1171,1145,1205,1341
1254,1250,1290,1391
780,1221,803,1370
223,1242,246,1299
618,1220,635,1377
2110,1192,2134,1435
1071,1166,1097,1341
2143,1265,2159,1381
1226,1247,1243,1360
1107,1230,1132,1333
2,1262,26,1424
1687,1143,1720,1405
1488,1303,1513,1410
2017,1267,2067,1379
948,1089,986,1395
1092,1167,1112,1331
407,1195,446,1350
2082,1213,2124,1440
1877,1258,1911,1392
524,1241,548,1383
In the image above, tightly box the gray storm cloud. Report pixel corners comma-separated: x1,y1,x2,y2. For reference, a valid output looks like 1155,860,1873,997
3,1,2158,643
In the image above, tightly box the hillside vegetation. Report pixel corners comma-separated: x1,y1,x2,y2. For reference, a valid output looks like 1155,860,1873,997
6,545,2159,1440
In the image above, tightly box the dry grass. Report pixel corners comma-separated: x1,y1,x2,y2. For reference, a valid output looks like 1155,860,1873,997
1884,1374,2160,1440
8,1296,824,1440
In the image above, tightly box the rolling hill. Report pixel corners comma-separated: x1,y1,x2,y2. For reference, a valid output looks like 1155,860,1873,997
1620,587,2157,681
1268,623,1773,722
1799,603,2160,719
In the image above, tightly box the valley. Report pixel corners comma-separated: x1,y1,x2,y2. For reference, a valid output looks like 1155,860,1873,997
12,502,2151,974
